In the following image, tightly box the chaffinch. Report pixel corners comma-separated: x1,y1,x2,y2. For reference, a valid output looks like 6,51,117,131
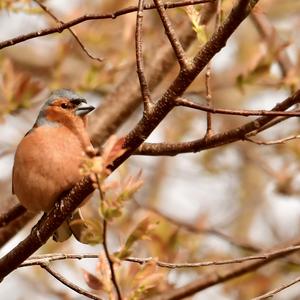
12,89,95,242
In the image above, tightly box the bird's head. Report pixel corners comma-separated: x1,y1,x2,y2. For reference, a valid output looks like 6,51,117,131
35,89,95,128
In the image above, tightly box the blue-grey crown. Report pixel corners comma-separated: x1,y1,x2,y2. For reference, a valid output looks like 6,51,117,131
34,89,86,128
44,89,86,107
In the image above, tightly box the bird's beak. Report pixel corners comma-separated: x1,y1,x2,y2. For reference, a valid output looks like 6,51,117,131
75,102,95,116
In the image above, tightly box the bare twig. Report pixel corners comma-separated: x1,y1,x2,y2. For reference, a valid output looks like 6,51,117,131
134,91,300,156
253,276,300,300
136,0,153,112
19,245,300,269
176,97,300,117
34,0,103,62
245,135,300,145
204,65,213,137
0,204,26,228
0,0,212,50
102,220,122,300
40,263,103,300
149,238,300,300
21,253,99,267
125,245,300,267
153,0,190,70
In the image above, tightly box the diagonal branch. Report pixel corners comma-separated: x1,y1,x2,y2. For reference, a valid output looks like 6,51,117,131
253,276,300,300
153,0,190,70
148,237,300,300
175,97,300,117
40,263,103,300
102,220,122,300
0,0,212,50
33,0,103,62
136,0,153,112
134,91,300,156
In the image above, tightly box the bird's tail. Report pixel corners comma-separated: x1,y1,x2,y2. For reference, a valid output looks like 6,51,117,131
52,209,89,243
53,220,72,242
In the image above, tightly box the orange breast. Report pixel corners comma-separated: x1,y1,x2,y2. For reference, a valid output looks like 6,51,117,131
13,126,90,212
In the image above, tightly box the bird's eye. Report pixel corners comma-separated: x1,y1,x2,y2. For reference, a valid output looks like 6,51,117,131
61,103,68,109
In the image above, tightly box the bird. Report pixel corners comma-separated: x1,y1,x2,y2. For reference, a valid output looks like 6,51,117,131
12,89,95,242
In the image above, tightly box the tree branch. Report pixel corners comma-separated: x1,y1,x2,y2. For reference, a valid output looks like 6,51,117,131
33,0,103,62
136,0,153,112
148,237,300,300
134,91,300,156
153,0,190,70
40,263,103,300
102,220,122,300
253,276,300,300
0,0,212,50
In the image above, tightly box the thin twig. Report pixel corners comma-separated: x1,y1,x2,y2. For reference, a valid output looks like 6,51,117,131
134,91,300,156
0,0,212,50
149,238,300,300
204,64,213,137
102,220,122,300
136,0,153,112
34,0,103,62
176,97,300,117
40,263,103,300
253,276,300,300
96,177,122,299
0,204,26,227
125,245,300,267
19,244,300,269
21,253,99,267
245,135,300,145
153,0,190,70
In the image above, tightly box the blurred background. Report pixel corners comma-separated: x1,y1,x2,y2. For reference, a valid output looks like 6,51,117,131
0,0,300,299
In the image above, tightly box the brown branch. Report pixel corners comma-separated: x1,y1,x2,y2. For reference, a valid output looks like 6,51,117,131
0,0,258,280
176,97,300,117
111,0,259,168
33,0,103,62
0,0,212,50
0,204,26,228
0,177,94,280
40,263,103,300
148,237,300,300
134,91,300,156
136,0,153,112
125,245,300,268
204,65,213,137
21,253,99,267
153,0,190,70
102,220,122,300
245,135,300,145
253,276,300,300
19,245,300,268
